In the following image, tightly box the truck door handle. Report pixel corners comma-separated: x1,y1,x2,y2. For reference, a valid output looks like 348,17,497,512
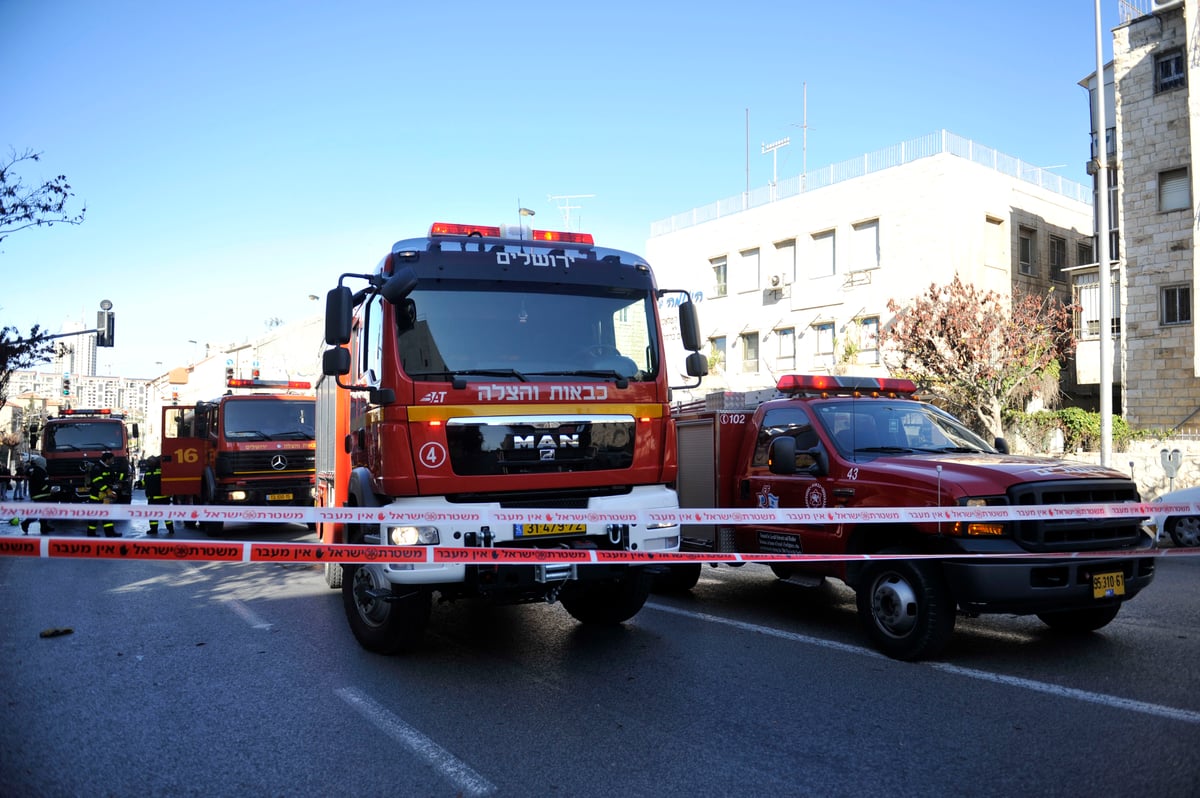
833,488,855,499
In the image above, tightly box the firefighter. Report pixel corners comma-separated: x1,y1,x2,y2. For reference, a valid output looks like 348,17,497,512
142,455,174,536
19,456,54,535
85,450,119,538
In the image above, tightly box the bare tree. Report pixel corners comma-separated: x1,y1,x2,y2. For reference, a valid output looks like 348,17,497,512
0,148,86,244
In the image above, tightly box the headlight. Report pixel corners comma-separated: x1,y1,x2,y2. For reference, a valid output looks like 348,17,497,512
228,490,247,501
645,521,678,530
388,525,440,546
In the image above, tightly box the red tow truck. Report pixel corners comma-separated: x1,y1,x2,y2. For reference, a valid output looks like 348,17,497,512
316,220,707,653
161,377,316,536
665,373,1156,660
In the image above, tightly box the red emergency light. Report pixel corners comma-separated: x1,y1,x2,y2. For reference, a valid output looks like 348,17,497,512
430,222,502,238
776,374,916,398
62,408,113,415
531,229,594,245
226,378,312,390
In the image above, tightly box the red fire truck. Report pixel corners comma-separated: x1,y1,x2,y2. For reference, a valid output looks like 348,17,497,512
316,220,707,653
664,374,1157,660
161,378,316,536
38,408,138,503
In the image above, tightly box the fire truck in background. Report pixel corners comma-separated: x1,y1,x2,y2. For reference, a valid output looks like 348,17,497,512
37,408,138,503
316,220,707,653
161,376,316,536
663,374,1156,660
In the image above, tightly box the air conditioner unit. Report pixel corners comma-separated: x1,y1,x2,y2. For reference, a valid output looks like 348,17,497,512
1152,0,1183,12
768,272,792,288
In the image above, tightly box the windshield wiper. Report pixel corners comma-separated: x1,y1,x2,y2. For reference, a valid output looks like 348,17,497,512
410,369,529,383
852,446,915,453
228,430,271,440
528,370,630,388
270,430,315,440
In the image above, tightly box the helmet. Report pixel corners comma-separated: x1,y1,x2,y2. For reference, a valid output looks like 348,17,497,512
100,450,114,462
29,455,46,469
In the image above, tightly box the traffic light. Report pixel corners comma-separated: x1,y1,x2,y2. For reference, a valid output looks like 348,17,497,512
62,373,71,396
96,309,115,347
225,363,234,384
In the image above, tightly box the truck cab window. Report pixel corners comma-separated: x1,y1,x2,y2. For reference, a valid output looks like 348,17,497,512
752,407,817,468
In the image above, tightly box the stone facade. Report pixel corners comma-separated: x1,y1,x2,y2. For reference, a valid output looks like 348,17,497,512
1113,1,1200,432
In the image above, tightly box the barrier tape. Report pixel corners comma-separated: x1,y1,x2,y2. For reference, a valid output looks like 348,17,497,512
3,500,1196,565
0,499,1187,527
0,537,1194,564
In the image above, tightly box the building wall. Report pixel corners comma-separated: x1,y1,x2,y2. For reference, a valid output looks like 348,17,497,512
646,144,1094,407
1114,1,1198,432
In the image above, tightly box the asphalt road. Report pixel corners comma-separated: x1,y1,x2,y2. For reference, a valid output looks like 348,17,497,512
1,508,1198,797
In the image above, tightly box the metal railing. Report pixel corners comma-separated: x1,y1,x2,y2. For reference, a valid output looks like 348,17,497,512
650,130,1093,238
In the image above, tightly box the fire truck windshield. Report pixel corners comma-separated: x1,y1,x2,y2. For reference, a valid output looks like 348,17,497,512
222,399,316,441
815,400,997,455
397,284,658,382
44,422,124,451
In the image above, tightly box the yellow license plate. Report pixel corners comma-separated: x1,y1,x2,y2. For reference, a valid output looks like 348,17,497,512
515,523,587,537
1092,571,1125,598
266,492,294,501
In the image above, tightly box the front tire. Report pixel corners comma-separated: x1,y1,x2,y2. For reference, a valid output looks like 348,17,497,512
856,551,956,661
1166,515,1200,547
342,564,430,654
1036,604,1121,633
323,561,343,589
201,520,224,536
653,563,702,593
561,568,652,625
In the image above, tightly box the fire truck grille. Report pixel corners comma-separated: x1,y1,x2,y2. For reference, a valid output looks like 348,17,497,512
1008,479,1143,552
446,486,633,508
217,451,316,476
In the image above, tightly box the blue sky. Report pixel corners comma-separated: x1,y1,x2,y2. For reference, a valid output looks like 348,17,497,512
1,0,1126,378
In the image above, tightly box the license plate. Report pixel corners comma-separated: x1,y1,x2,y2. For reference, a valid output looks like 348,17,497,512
1092,571,1125,598
266,492,294,501
514,523,587,537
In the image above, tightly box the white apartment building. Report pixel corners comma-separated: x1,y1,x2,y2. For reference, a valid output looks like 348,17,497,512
646,131,1096,407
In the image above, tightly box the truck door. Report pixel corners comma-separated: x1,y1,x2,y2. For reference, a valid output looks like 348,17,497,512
740,406,836,559
160,405,204,498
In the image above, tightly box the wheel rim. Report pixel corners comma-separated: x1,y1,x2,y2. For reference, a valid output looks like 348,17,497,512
1170,516,1200,547
351,567,390,628
870,572,919,638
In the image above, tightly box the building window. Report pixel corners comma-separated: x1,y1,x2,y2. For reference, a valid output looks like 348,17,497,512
851,219,879,272
1074,272,1121,338
740,332,759,372
812,230,836,277
738,248,760,294
813,321,835,369
776,327,795,370
1159,168,1190,212
774,239,796,286
855,316,880,364
985,216,1006,269
1019,227,1037,276
1156,49,1186,93
1162,284,1192,326
710,256,727,298
1049,235,1066,283
1077,240,1094,267
708,336,726,371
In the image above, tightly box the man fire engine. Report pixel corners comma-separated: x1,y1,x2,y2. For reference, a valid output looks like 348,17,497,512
316,220,707,653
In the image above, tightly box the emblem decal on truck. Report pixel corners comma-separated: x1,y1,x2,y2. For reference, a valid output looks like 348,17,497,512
805,483,827,508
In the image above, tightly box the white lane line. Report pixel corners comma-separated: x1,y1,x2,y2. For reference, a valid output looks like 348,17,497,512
223,598,273,630
645,601,1200,725
335,686,497,797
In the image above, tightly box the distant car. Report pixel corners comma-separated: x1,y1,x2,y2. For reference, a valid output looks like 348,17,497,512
1147,486,1200,547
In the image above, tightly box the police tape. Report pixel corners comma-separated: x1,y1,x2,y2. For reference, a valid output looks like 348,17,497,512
0,536,1195,565
0,499,1189,527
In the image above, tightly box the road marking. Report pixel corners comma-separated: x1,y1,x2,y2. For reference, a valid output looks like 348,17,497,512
335,686,497,797
223,598,273,630
645,601,1200,725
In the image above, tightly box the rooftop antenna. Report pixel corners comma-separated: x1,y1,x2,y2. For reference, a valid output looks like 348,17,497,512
790,82,811,190
548,193,594,231
761,137,790,201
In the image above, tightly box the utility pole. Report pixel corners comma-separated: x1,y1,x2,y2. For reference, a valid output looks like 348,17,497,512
548,194,594,231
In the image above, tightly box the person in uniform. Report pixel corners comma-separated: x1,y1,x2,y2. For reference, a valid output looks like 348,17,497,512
142,455,175,536
86,450,119,538
20,455,54,535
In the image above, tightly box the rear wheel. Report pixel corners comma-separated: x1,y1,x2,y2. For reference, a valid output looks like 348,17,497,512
856,550,956,661
1036,604,1121,633
201,520,224,537
561,568,652,625
653,563,702,593
323,561,343,589
1166,515,1200,547
342,564,430,654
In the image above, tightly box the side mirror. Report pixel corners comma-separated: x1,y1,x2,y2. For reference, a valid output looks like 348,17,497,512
684,351,708,378
381,267,418,305
678,300,702,353
322,346,351,377
994,437,1010,455
768,437,796,475
325,287,353,345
